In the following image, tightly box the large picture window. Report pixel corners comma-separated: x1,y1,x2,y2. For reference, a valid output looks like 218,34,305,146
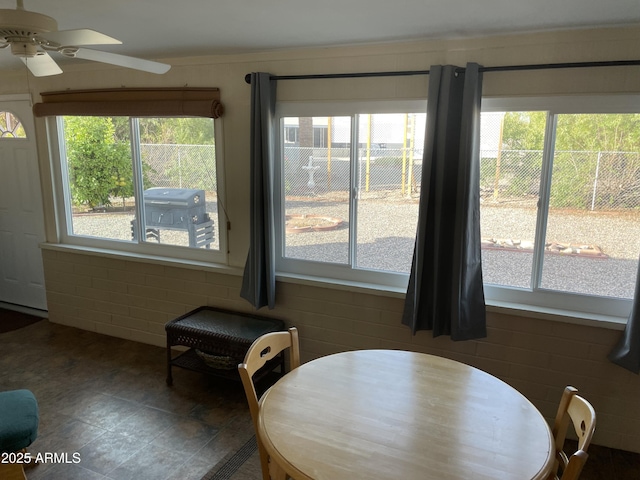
49,115,226,263
276,97,639,320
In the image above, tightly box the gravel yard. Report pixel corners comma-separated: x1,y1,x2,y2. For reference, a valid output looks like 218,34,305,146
479,202,640,297
283,195,640,299
72,196,640,299
71,203,221,251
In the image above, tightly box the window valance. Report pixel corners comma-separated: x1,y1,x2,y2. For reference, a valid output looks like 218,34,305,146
32,87,224,118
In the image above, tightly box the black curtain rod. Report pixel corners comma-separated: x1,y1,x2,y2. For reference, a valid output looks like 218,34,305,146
244,59,640,84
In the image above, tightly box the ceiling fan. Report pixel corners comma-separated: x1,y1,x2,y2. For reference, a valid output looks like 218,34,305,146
0,0,170,76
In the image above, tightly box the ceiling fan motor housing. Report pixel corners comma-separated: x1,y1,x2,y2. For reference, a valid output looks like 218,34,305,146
0,8,57,56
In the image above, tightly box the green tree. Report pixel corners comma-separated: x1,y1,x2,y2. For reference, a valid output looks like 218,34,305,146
502,112,640,152
63,116,133,208
553,114,640,208
499,112,640,209
498,112,546,198
138,117,214,145
502,111,546,150
555,114,640,152
138,118,216,190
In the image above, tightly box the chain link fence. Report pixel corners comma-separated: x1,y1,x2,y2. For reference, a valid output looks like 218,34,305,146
283,144,640,211
479,149,543,204
138,142,638,212
140,144,217,191
480,149,640,210
552,150,640,210
284,146,424,198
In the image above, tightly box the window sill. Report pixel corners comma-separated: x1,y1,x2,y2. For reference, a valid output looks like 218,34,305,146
40,243,243,276
276,272,628,331
485,301,627,331
276,272,407,298
38,246,628,332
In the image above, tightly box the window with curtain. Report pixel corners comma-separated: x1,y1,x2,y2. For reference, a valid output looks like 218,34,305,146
275,101,427,288
480,96,639,318
47,114,226,263
275,96,639,320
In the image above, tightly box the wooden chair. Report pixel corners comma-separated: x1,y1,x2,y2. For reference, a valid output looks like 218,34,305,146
548,386,596,480
238,327,300,480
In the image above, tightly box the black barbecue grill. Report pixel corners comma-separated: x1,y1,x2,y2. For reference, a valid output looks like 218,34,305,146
131,188,215,248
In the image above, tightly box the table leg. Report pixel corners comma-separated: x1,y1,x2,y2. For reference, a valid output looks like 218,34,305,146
269,459,287,480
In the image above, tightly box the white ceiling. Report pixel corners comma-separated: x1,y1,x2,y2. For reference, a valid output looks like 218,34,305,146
1,0,640,73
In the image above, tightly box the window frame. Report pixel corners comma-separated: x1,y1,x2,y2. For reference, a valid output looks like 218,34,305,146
46,115,228,264
481,95,639,319
274,100,427,289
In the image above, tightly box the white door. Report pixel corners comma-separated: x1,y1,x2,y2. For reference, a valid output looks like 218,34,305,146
0,97,47,311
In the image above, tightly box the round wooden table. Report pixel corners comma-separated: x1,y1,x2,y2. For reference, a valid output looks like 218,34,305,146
258,349,554,480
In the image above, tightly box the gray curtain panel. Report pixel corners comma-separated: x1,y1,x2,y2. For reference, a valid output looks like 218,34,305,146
609,256,640,373
402,63,487,340
240,72,277,310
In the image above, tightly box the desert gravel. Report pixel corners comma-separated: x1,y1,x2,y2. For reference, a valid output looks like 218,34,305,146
72,197,640,299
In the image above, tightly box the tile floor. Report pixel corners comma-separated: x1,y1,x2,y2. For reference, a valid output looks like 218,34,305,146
564,439,640,480
1,319,639,479
1,320,257,480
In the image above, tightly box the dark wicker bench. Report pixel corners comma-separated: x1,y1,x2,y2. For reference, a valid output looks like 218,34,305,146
165,306,285,386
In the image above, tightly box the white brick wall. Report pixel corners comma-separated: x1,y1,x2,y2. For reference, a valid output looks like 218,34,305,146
41,248,640,453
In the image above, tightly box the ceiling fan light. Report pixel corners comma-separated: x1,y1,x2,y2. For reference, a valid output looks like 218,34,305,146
10,41,36,57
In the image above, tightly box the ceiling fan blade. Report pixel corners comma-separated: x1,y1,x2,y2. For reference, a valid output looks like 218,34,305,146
21,52,62,76
37,29,122,47
73,48,171,74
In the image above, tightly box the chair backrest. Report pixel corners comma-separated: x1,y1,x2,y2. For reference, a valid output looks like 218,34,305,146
238,327,300,480
549,386,596,480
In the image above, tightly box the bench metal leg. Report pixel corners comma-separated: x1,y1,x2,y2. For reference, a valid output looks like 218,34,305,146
166,339,174,386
